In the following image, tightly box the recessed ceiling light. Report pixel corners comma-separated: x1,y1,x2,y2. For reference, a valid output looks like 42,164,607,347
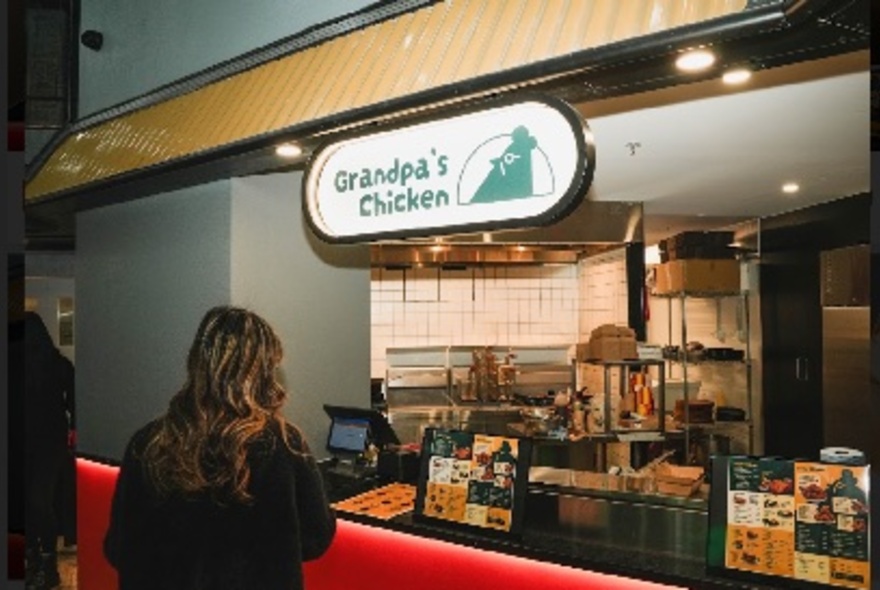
782,182,800,194
722,68,752,85
675,49,716,72
275,143,303,158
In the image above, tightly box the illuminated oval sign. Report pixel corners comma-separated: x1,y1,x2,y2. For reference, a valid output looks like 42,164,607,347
303,95,594,243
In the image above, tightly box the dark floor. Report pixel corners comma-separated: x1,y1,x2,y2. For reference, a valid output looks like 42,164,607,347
32,540,77,590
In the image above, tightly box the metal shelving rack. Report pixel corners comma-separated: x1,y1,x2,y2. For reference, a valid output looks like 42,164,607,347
584,359,667,438
659,287,754,462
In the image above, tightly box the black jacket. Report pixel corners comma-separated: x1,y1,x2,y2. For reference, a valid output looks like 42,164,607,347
24,313,75,451
104,421,336,590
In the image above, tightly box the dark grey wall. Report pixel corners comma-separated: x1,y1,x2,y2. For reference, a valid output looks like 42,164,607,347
78,0,377,116
76,181,232,459
76,173,371,460
231,173,371,456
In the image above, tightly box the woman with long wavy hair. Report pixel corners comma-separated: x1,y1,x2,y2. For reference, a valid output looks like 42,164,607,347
104,306,336,590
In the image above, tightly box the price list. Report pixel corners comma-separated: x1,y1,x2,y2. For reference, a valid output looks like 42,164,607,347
724,459,870,589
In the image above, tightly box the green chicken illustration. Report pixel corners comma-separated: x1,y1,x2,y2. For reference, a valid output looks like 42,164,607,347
470,126,538,203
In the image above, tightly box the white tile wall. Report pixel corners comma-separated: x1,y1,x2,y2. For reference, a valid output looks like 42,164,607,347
371,264,580,377
577,248,630,340
370,249,631,378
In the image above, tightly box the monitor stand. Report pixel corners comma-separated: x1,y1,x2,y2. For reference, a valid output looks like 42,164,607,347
326,454,374,479
321,454,378,502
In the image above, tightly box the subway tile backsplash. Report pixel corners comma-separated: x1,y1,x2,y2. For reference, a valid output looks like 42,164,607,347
371,249,629,378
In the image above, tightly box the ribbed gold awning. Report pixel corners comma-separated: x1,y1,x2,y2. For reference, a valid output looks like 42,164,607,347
25,0,747,203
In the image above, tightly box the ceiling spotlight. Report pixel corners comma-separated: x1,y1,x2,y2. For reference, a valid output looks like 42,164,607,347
275,143,302,158
722,68,752,85
675,49,716,72
782,182,800,194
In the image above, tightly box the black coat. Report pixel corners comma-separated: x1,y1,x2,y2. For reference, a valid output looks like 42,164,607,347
104,421,336,590
24,313,75,452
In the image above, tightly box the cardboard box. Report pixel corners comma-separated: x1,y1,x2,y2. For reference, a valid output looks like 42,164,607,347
580,364,622,397
660,231,736,261
820,245,869,306
654,259,740,295
575,342,591,362
618,336,637,359
587,336,637,361
579,324,639,361
590,324,636,339
654,464,705,497
590,324,621,338
591,337,621,361
571,470,610,491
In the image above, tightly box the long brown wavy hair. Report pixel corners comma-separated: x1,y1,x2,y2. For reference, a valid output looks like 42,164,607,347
141,306,293,504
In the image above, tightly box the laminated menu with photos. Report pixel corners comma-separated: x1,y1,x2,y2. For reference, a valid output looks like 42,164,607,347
723,457,870,589
414,429,531,535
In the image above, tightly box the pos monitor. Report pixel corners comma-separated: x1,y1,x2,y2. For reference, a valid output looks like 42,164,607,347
323,405,400,457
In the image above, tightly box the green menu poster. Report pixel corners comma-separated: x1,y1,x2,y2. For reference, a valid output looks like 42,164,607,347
723,458,871,589
792,463,870,588
415,429,531,535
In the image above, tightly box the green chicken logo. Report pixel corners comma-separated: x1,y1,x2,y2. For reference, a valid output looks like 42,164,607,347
458,125,555,205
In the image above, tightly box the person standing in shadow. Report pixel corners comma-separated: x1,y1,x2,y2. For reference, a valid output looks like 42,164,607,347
25,312,75,590
104,306,336,590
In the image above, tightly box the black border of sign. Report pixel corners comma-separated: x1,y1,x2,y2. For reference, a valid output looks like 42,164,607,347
412,427,532,541
301,93,595,244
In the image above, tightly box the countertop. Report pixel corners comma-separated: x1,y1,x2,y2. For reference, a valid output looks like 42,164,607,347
336,507,785,590
324,471,800,590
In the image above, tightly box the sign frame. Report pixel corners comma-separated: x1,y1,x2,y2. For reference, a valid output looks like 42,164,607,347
302,93,595,244
707,456,872,590
413,428,532,539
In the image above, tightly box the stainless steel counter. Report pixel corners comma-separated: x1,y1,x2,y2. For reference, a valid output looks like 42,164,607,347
387,404,523,444
329,478,785,590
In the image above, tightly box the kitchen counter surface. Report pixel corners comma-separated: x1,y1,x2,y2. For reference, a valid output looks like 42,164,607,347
326,474,796,590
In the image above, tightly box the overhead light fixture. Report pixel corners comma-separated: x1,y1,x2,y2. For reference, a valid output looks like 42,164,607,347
675,49,716,72
782,182,800,194
275,142,303,159
722,68,752,85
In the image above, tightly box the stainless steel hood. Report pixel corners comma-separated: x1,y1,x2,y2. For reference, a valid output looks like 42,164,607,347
371,199,643,266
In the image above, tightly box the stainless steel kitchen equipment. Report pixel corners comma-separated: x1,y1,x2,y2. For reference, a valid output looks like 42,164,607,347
384,345,575,444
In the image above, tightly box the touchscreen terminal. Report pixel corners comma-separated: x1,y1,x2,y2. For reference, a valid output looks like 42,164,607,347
327,417,370,454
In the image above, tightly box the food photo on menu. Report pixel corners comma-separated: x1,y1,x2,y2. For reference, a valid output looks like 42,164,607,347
721,457,871,589
415,429,528,534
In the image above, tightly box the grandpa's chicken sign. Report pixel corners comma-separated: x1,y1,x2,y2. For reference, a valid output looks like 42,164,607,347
303,95,594,243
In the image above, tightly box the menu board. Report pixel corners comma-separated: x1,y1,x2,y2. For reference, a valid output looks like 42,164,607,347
724,458,871,589
414,429,531,535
